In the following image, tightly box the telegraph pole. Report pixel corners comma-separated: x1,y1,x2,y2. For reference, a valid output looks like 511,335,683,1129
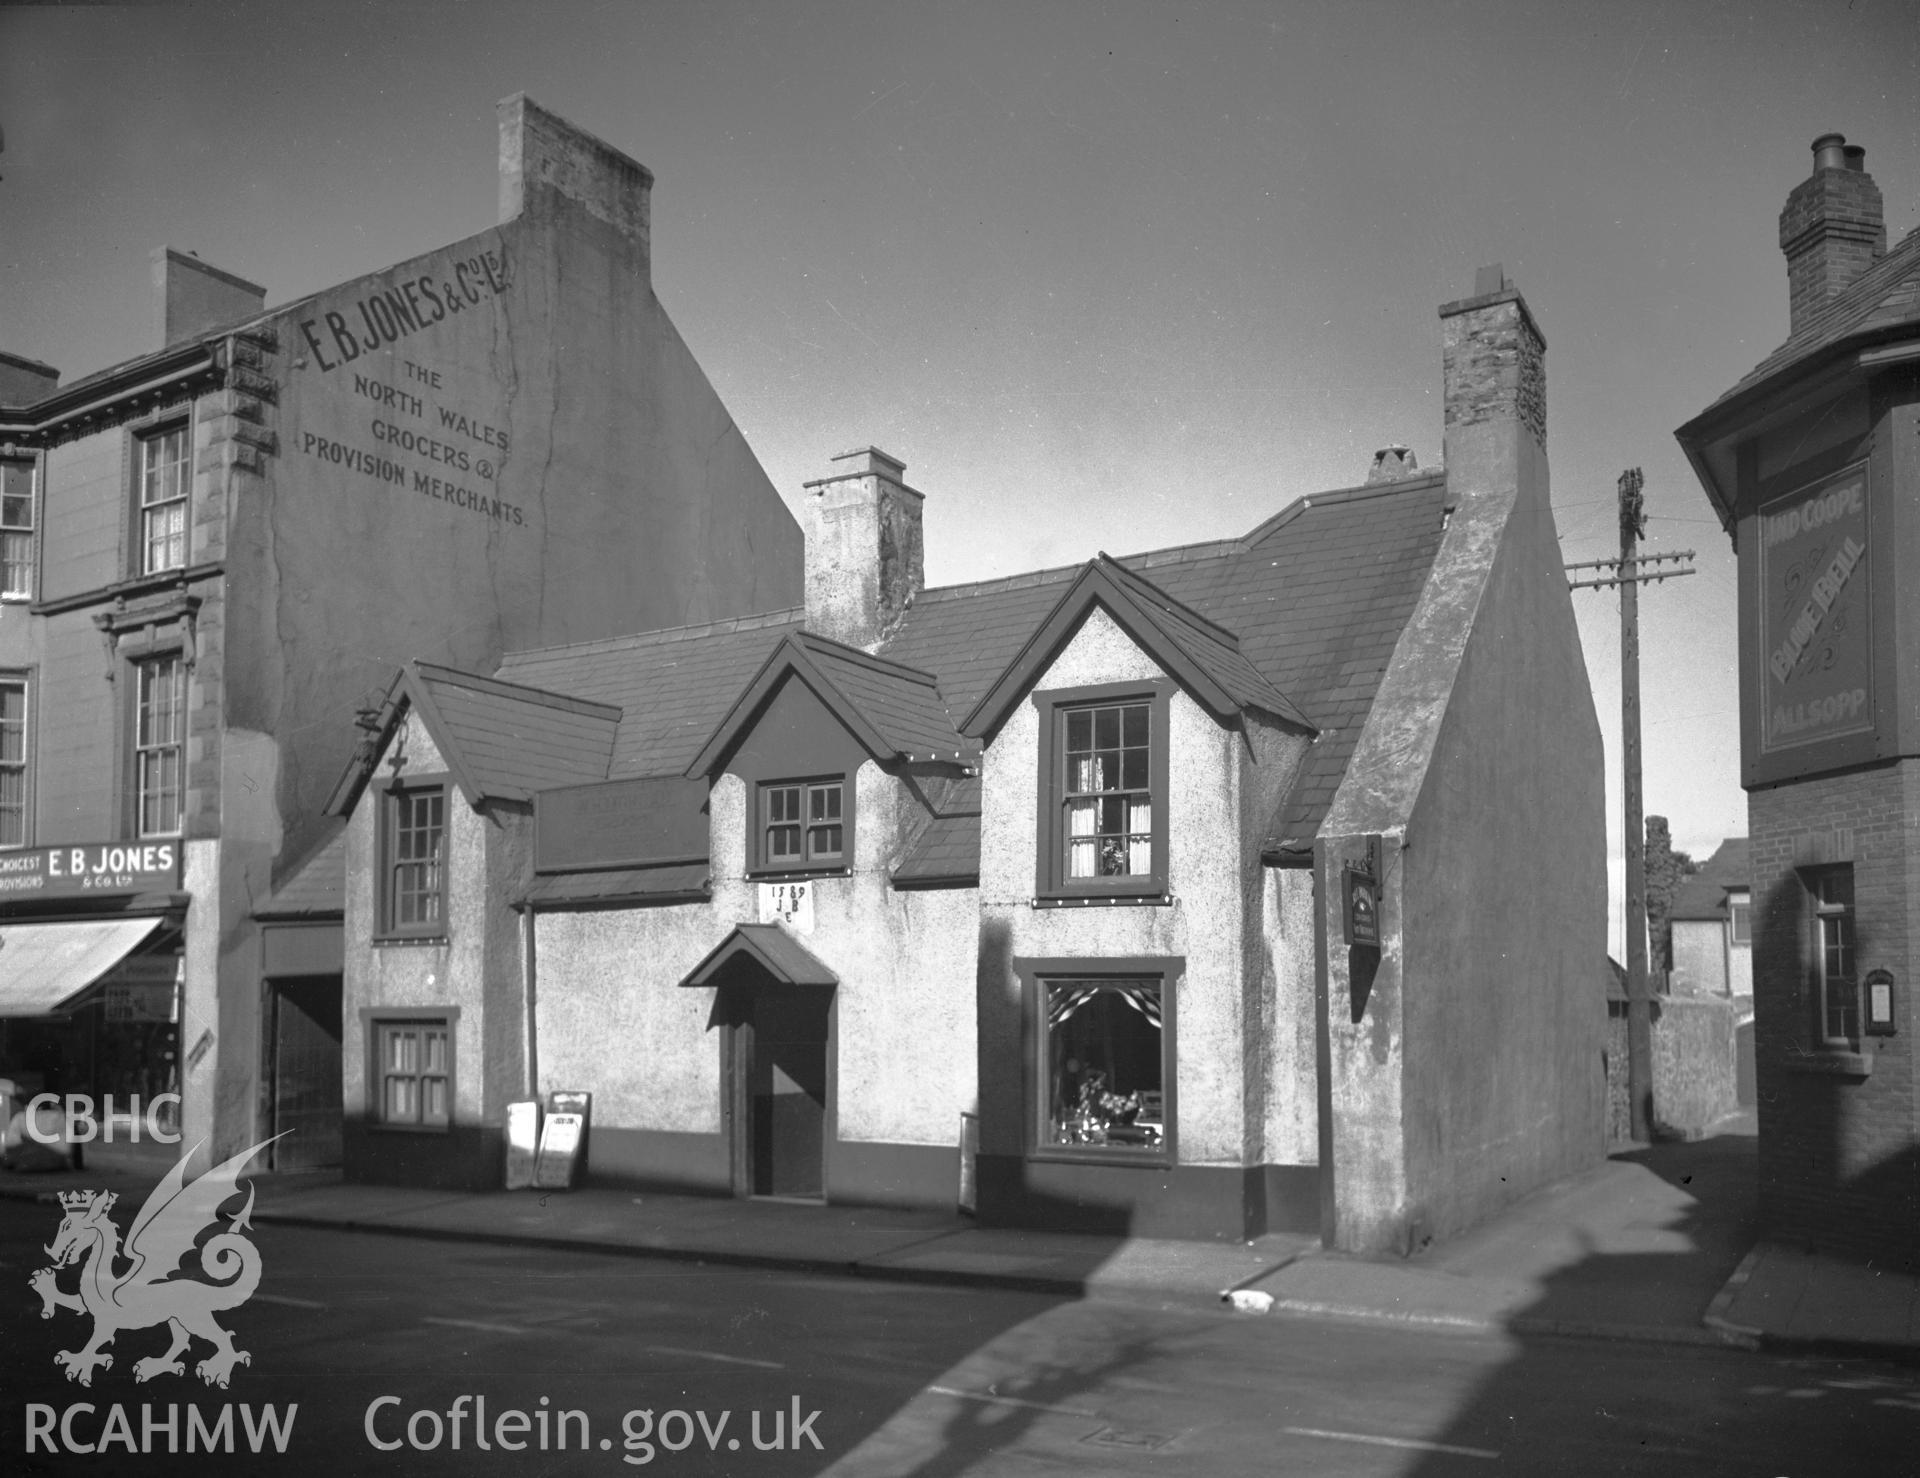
1566,469,1695,1144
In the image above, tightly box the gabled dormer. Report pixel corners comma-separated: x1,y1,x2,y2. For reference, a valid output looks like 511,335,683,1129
957,553,1314,904
686,630,966,879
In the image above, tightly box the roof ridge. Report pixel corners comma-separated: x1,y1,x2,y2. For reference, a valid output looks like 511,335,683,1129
501,607,805,664
1242,473,1450,546
411,661,623,719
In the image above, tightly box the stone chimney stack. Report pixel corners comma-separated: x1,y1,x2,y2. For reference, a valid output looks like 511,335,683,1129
1780,133,1885,336
803,447,925,650
498,94,653,276
152,247,265,350
1439,264,1548,506
0,350,59,404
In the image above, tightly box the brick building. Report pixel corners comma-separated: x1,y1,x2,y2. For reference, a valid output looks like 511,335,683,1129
0,98,803,1168
1677,134,1920,1267
330,270,1609,1250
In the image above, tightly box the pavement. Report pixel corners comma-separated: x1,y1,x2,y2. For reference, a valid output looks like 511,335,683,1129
5,1109,1916,1363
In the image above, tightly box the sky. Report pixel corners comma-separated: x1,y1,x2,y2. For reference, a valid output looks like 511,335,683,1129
3,0,1917,950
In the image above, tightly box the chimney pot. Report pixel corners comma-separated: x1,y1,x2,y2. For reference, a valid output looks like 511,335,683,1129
1812,133,1848,171
1843,144,1866,172
1366,445,1419,485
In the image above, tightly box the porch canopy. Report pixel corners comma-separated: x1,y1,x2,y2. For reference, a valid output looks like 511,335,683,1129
679,923,838,989
0,918,165,1017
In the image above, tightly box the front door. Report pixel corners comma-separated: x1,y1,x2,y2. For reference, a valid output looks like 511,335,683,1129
730,984,830,1200
269,975,343,1170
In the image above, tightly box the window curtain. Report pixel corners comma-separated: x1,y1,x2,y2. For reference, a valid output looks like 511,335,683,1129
1047,981,1163,1030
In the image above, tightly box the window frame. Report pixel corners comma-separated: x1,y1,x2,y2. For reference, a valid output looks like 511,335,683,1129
376,778,450,942
361,1007,459,1133
1808,866,1858,1048
753,775,848,876
1,455,35,601
0,673,27,848
1017,955,1180,1168
137,422,192,576
1728,894,1751,947
130,652,187,839
1033,680,1172,901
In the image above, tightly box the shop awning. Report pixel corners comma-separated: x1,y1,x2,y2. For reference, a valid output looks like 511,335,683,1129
679,924,838,989
0,918,165,1017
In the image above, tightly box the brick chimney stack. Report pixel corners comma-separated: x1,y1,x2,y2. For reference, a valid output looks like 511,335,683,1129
0,350,59,404
1780,133,1885,336
152,248,266,350
803,447,925,650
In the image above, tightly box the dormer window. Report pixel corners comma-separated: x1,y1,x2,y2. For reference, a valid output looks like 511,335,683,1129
760,778,845,872
1035,681,1170,900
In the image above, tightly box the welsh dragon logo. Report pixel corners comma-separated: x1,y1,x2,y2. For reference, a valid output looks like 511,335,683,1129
30,1137,278,1388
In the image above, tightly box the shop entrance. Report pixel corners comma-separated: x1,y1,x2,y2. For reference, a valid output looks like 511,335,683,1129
727,983,832,1201
268,975,342,1170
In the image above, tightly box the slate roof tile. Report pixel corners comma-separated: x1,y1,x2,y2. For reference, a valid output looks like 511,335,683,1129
1706,224,1920,410
411,664,620,800
260,827,345,917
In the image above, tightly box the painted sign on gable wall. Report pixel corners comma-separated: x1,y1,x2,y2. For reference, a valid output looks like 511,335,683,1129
1757,464,1873,756
284,233,531,538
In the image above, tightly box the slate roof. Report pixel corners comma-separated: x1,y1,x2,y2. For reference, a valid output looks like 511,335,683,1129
891,474,1449,855
893,775,982,888
520,863,711,909
491,472,1447,877
681,923,839,988
1670,838,1751,922
959,555,1314,740
1702,224,1920,414
407,663,621,803
686,632,966,777
258,827,346,918
498,609,805,777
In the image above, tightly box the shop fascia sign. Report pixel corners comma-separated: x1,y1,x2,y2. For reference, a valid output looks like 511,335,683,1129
0,841,182,903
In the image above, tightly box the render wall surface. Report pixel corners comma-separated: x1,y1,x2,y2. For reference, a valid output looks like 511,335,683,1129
535,758,980,1199
1260,866,1320,1167
974,608,1311,1184
1748,762,1919,1268
340,712,505,1187
1399,466,1608,1243
1673,921,1731,995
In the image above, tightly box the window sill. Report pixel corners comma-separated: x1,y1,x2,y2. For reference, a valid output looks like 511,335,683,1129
1783,1049,1873,1077
749,866,851,883
365,1122,452,1135
1031,892,1173,909
1029,1144,1173,1170
372,933,449,948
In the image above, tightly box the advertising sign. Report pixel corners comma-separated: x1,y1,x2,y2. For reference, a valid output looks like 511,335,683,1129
0,841,182,903
1757,465,1873,756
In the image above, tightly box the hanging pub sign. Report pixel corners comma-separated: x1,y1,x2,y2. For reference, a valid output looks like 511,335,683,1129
1756,463,1873,758
1345,863,1381,949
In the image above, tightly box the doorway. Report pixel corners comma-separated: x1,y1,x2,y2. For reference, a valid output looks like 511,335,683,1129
728,983,832,1201
268,975,343,1170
